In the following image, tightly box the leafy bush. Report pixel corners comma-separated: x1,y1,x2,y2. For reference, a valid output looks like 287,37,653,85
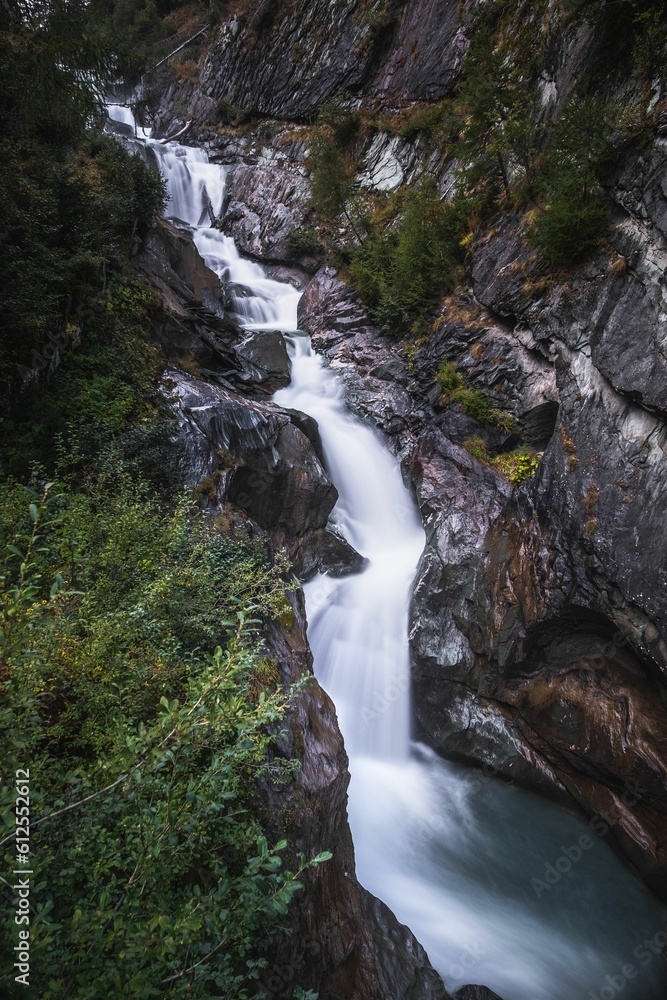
0,475,330,997
436,360,464,394
0,277,165,481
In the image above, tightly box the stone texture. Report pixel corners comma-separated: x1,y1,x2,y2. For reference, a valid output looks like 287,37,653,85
194,0,466,122
455,988,505,1000
223,162,317,269
300,525,369,582
234,329,292,392
168,368,337,538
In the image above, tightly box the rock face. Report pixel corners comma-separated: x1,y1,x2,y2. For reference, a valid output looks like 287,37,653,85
137,0,667,983
152,0,473,139
168,368,340,577
195,0,466,121
223,162,317,268
299,150,667,895
260,597,454,1000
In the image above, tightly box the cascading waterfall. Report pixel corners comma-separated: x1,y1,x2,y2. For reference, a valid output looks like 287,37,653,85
108,105,667,1000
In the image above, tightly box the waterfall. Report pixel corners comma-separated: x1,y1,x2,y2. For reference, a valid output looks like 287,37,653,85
109,107,667,1000
275,337,424,759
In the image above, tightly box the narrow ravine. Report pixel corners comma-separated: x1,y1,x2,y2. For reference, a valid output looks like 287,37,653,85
108,105,667,1000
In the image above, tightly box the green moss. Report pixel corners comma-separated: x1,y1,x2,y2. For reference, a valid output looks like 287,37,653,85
436,361,519,431
464,437,541,485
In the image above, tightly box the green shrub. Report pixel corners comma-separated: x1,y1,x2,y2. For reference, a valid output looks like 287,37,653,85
309,132,355,225
529,191,608,266
528,95,615,265
455,388,494,423
395,100,459,142
348,180,466,335
0,475,330,997
436,360,465,395
455,19,538,198
436,361,519,430
463,438,541,484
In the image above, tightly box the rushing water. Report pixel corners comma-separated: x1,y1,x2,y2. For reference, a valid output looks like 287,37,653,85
108,105,667,1000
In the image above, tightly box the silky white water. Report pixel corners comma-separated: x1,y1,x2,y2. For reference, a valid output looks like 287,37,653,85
109,107,667,1000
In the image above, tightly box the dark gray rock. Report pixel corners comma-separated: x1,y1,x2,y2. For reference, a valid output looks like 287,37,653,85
367,0,466,103
300,525,368,581
223,163,318,269
195,0,467,122
134,217,241,373
455,987,505,1000
297,180,667,896
168,369,337,543
234,329,291,392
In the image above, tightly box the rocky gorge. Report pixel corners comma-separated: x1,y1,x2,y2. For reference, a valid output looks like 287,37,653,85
113,0,667,996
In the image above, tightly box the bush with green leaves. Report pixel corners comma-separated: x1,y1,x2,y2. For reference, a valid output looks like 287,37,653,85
0,276,166,482
0,475,330,999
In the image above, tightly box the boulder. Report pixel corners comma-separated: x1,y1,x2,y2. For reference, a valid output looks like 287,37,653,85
234,329,292,392
169,369,337,542
223,163,318,269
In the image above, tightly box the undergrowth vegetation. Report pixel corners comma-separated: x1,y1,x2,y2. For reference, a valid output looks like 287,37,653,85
0,471,328,998
436,361,519,432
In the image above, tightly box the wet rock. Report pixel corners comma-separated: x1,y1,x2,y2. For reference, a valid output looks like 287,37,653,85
455,987,505,1000
223,163,319,269
227,420,337,536
143,217,223,309
297,194,667,895
234,329,291,392
239,562,457,1000
168,369,337,543
300,525,369,581
134,217,244,376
